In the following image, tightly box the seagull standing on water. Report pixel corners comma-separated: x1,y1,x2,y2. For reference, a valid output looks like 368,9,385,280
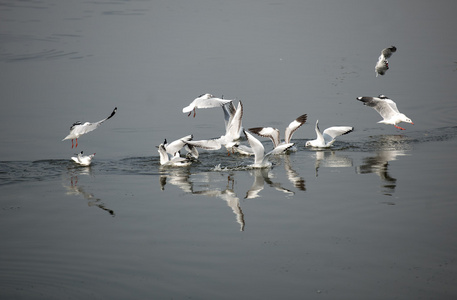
71,151,95,166
182,93,233,117
356,95,413,130
375,46,397,77
63,107,117,148
249,113,307,154
305,120,353,148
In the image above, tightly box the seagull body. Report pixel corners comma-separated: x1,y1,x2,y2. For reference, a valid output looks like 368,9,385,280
163,135,199,159
182,93,232,117
71,151,95,166
158,143,191,167
249,113,307,154
356,95,413,130
185,101,244,154
244,129,293,168
375,46,396,77
63,107,117,148
305,120,353,148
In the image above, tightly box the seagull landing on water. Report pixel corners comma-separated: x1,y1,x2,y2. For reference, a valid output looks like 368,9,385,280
249,113,307,154
356,95,413,130
305,120,353,148
244,129,294,168
184,101,244,155
62,107,117,148
182,93,233,117
375,46,397,77
71,151,95,166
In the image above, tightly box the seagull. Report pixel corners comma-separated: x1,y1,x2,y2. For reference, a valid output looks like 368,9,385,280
71,151,95,166
184,101,244,154
305,120,353,148
182,93,233,117
62,107,117,148
249,113,307,154
163,135,199,159
244,129,294,168
375,46,397,77
157,143,192,167
356,95,413,130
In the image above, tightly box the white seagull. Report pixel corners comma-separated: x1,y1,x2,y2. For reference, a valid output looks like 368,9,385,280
305,120,353,148
244,129,294,168
71,151,95,166
163,135,199,159
375,46,397,77
356,95,413,130
184,101,244,155
63,107,117,148
182,93,233,117
157,143,192,167
249,113,307,154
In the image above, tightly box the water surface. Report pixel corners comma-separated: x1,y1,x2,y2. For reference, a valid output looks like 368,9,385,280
1,0,457,299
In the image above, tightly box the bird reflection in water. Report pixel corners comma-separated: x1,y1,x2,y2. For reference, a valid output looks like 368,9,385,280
159,166,193,193
313,150,353,177
193,175,245,231
64,167,115,216
245,168,294,199
283,155,306,191
356,150,406,196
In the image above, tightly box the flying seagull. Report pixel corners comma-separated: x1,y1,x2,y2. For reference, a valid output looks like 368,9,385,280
63,107,117,148
356,95,413,130
375,46,397,77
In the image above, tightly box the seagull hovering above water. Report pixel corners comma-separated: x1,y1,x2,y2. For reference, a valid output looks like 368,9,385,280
375,46,397,77
305,120,353,148
356,95,413,130
182,93,233,117
62,107,117,148
249,113,307,154
71,151,95,166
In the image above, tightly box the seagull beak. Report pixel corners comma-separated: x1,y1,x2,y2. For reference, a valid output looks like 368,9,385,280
411,122,414,125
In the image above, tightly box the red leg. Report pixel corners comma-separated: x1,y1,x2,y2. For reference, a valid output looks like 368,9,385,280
394,125,405,130
71,139,74,148
75,138,78,148
187,111,192,117
193,108,196,118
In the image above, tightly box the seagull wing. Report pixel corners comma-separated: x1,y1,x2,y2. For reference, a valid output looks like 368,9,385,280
284,113,307,143
249,127,281,148
244,130,265,165
314,120,325,145
322,126,354,144
185,139,222,150
77,107,117,135
166,135,193,155
357,97,398,120
225,100,243,140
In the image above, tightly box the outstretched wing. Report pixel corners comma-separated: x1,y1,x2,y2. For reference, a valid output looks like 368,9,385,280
185,139,222,150
322,126,353,144
284,113,307,143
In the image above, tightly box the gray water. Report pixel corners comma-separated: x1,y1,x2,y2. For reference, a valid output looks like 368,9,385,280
1,0,457,299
